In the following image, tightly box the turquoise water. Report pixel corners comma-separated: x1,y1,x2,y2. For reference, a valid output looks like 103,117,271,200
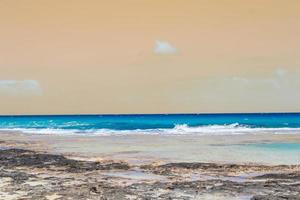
1,113,299,164
0,113,300,135
248,143,300,150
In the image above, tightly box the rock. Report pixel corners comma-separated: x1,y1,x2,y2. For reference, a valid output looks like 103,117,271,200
254,172,300,180
0,148,130,172
0,148,299,199
251,195,300,200
0,169,32,183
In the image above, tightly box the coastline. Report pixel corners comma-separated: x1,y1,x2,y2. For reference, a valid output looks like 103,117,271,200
1,131,300,165
0,131,300,199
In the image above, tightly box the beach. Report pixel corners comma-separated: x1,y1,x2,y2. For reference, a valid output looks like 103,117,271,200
2,0,300,199
0,131,299,200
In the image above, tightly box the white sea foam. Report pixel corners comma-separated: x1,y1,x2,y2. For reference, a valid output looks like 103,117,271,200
1,124,300,136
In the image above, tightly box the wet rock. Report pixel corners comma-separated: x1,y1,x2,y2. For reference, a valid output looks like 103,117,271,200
254,172,300,180
147,162,298,172
0,148,299,200
0,169,32,183
0,148,130,172
251,195,300,200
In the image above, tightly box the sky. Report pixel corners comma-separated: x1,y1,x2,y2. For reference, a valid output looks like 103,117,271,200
0,0,300,114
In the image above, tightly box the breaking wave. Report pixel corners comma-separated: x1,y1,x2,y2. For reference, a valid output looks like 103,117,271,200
1,123,300,136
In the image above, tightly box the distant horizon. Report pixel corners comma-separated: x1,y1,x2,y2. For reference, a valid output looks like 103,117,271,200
1,112,300,117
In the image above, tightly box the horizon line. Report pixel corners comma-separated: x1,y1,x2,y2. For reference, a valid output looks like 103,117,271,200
0,112,300,117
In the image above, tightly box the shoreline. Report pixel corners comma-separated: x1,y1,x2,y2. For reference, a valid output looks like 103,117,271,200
1,131,300,165
0,143,299,199
0,132,300,199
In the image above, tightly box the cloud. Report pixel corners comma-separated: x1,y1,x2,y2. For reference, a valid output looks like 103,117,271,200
0,80,42,96
274,68,288,78
231,76,280,89
154,40,178,55
168,68,300,110
228,68,292,89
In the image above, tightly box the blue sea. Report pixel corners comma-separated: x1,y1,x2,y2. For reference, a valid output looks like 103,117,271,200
0,113,300,135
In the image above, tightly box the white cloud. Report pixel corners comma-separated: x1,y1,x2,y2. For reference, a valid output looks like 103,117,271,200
231,76,280,89
0,80,42,96
168,68,300,110
154,40,178,55
230,68,292,89
274,68,288,78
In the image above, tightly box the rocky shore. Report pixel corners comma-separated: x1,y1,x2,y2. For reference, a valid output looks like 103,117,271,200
0,142,299,199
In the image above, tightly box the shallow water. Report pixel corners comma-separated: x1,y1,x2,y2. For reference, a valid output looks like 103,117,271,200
246,142,300,150
103,170,166,181
2,132,298,165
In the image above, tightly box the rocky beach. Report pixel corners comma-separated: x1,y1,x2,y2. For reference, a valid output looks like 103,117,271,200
0,136,299,200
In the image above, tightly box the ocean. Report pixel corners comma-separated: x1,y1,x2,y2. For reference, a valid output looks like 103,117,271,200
0,113,300,135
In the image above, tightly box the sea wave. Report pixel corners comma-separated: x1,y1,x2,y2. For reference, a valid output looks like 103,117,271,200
1,123,300,136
